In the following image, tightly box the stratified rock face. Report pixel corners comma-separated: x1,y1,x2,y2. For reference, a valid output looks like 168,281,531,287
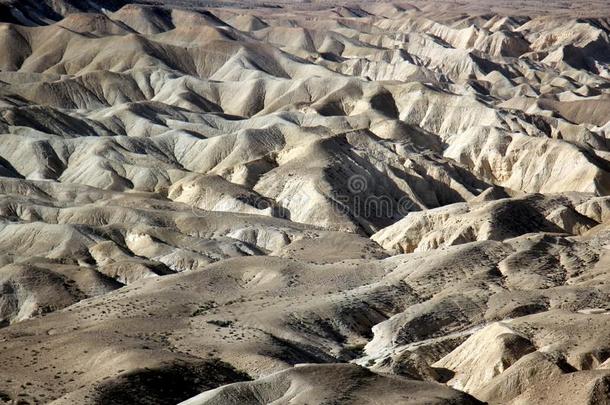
1,0,610,404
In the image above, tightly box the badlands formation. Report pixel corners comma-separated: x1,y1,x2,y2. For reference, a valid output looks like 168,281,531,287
1,0,610,403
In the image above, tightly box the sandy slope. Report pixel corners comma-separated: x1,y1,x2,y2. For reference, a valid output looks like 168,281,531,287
1,0,610,404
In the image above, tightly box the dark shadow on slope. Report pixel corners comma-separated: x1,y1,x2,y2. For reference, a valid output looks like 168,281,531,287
93,359,251,405
0,156,24,179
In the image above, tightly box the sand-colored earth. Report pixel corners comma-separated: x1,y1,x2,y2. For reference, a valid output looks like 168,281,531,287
1,0,610,404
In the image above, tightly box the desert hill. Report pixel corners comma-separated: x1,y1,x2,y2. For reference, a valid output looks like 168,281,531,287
1,0,610,404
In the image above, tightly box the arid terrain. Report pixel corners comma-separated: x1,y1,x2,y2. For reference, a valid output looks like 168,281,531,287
1,0,610,403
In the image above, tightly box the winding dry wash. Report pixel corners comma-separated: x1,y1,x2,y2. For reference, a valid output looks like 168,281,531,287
1,0,610,404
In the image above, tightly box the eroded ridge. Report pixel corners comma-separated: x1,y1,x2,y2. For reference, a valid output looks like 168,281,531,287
1,1,610,404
